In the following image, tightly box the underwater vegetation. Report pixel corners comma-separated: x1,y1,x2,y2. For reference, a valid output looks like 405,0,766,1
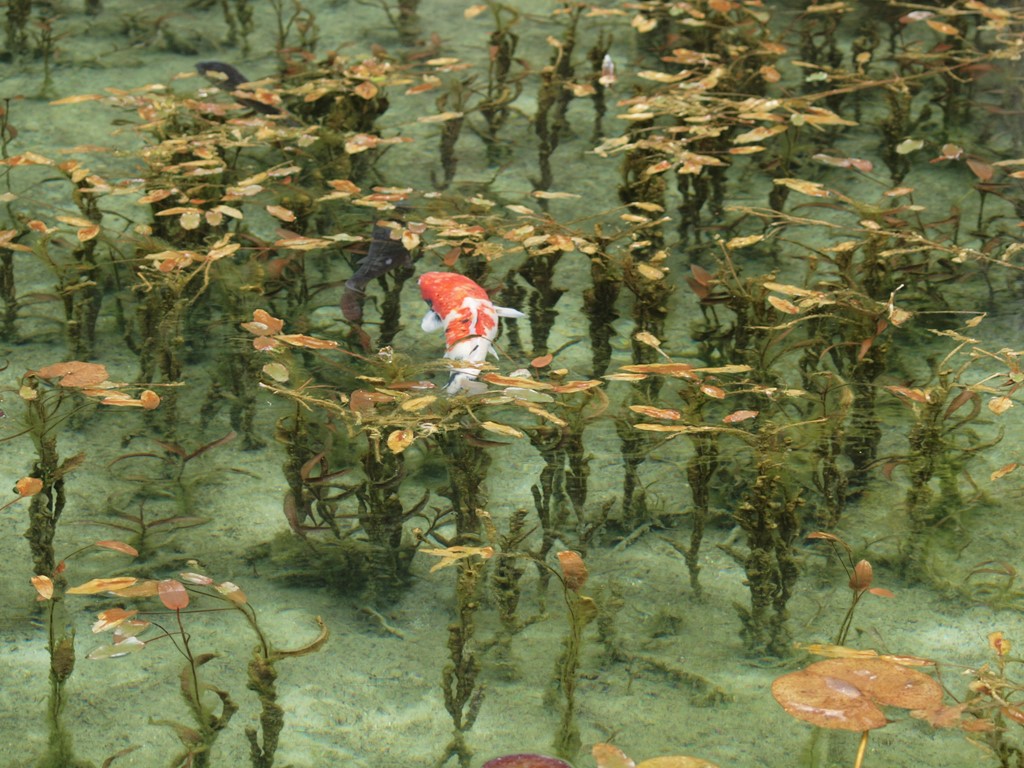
1,0,1024,766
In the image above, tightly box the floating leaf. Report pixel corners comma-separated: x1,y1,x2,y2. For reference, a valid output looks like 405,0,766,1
179,211,201,230
506,387,555,403
95,540,139,557
87,636,146,660
111,580,160,597
276,334,338,349
243,309,285,336
481,421,524,438
531,354,554,368
158,579,189,610
262,362,289,383
726,234,764,249
31,574,53,600
723,409,758,423
15,476,43,497
895,138,923,154
50,93,104,105
773,178,831,198
400,395,437,412
593,743,637,768
387,428,415,454
32,361,109,388
631,13,657,32
768,295,801,314
76,224,101,242
991,463,1018,481
734,124,788,144
634,423,710,434
266,204,297,222
636,262,665,281
92,608,139,633
620,363,696,378
481,373,552,390
345,133,380,154
557,550,588,592
215,581,247,605
67,577,139,595
418,111,464,123
988,396,1013,415
925,19,959,35
178,572,214,586
966,157,994,183
549,380,603,393
629,405,681,420
637,757,721,768
634,331,667,353
886,385,929,404
353,80,378,100
531,190,581,200
700,384,726,399
142,389,163,411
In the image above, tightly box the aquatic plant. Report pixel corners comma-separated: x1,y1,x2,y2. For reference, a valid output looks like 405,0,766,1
548,550,595,761
66,569,326,768
961,632,1024,767
5,362,157,767
422,542,494,768
773,652,953,768
26,538,140,768
105,430,236,532
4,0,31,57
806,532,893,647
220,0,255,56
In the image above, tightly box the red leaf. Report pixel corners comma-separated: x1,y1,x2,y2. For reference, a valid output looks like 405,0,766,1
700,383,726,399
531,353,554,369
807,531,853,555
944,388,977,419
215,581,247,605
94,540,139,557
723,409,758,423
849,560,873,591
966,157,994,183
886,385,929,403
856,337,873,362
158,579,189,610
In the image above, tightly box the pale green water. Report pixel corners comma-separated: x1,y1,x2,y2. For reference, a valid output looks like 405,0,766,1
0,2,1022,767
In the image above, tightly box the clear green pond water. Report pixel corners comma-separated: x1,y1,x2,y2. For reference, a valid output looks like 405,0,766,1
1,1,1023,767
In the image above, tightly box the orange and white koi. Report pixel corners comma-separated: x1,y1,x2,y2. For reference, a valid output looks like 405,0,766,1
418,271,524,393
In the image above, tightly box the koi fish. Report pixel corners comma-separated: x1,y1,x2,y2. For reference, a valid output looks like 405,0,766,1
418,271,524,393
195,61,282,116
341,219,414,326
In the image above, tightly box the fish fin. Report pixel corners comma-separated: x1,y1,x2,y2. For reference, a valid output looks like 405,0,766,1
494,305,526,319
445,371,487,395
447,337,491,364
421,310,444,333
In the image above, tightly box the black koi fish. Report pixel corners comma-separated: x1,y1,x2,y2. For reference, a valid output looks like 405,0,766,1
195,61,282,116
340,220,413,325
